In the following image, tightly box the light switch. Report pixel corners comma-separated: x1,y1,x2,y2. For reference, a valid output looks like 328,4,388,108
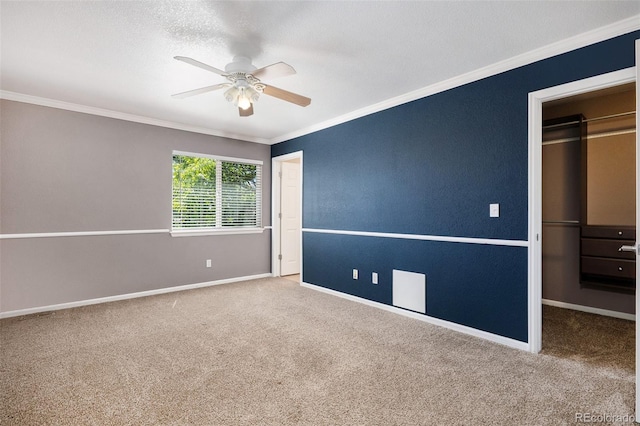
490,203,500,218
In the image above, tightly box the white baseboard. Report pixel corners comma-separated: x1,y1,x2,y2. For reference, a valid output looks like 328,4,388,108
300,282,530,352
0,273,272,319
542,298,635,321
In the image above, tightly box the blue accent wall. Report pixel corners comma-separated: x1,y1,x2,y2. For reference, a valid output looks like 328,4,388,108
304,233,529,341
272,31,639,343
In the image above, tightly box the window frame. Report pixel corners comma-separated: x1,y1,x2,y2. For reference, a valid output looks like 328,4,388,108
171,150,264,237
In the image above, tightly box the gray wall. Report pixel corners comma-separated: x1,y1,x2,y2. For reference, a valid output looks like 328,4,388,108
0,100,271,313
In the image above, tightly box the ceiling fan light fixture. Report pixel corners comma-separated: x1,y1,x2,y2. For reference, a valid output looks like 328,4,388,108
173,55,311,117
224,86,239,103
237,89,252,110
250,86,261,102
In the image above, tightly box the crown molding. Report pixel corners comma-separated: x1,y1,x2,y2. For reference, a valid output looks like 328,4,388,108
269,14,640,144
0,90,271,145
1,15,637,146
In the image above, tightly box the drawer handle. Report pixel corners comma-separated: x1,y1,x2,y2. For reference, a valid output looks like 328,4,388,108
618,244,638,254
619,266,624,271
619,231,623,236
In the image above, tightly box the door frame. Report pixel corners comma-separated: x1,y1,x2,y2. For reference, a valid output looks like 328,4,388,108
271,151,304,278
528,66,636,354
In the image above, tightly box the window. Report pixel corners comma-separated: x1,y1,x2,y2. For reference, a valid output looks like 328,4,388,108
172,152,262,235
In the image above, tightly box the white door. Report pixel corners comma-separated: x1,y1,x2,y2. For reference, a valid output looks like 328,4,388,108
635,38,640,418
280,161,301,276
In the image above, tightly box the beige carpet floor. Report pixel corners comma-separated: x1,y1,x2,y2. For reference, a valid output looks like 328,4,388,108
0,277,635,425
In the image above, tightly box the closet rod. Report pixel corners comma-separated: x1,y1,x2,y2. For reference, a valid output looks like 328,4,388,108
542,220,580,225
542,126,636,145
542,136,579,146
541,111,635,129
587,128,635,140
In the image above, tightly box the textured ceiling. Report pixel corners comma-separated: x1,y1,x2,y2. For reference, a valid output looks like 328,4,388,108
1,1,639,144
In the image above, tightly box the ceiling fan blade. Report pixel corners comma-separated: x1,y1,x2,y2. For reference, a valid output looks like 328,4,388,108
172,83,228,99
252,62,296,80
239,104,254,117
174,56,226,76
263,85,311,107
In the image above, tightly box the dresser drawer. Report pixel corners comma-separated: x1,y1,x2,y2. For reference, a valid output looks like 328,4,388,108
581,257,635,279
581,239,636,260
581,226,635,240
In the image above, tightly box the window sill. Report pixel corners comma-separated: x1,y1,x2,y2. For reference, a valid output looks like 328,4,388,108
170,227,266,237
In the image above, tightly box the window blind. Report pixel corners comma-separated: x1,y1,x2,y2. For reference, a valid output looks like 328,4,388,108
172,153,262,230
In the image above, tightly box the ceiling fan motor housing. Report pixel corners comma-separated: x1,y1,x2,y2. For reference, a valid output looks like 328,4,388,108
224,56,256,74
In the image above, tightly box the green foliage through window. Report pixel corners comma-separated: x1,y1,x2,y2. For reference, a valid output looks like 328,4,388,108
172,154,262,229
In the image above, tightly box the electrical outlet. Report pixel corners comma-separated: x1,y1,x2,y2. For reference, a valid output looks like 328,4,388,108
206,259,212,268
372,272,378,284
352,269,358,280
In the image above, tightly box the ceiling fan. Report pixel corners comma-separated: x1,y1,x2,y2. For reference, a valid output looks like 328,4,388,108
172,55,311,117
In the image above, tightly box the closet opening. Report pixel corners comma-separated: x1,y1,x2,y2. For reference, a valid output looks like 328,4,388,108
541,82,636,368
